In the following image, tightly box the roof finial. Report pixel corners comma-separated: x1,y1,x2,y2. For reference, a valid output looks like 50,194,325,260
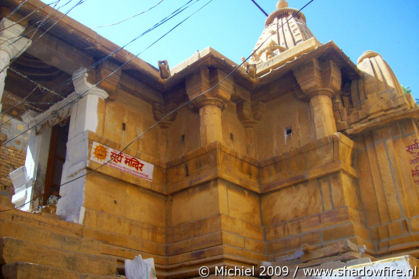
276,0,288,9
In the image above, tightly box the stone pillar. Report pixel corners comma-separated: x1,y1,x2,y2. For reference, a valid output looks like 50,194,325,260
0,18,31,111
57,69,108,223
197,98,224,146
293,58,341,139
309,91,337,139
185,68,232,147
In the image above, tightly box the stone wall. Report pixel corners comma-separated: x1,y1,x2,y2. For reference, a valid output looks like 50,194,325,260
354,119,419,255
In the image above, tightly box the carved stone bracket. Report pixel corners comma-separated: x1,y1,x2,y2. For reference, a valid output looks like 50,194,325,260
96,60,121,94
293,58,341,99
236,99,264,128
152,103,177,129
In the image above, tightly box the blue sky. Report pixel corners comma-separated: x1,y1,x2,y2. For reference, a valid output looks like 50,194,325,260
51,0,419,99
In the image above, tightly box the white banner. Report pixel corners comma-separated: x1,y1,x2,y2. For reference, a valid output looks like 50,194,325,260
90,141,154,181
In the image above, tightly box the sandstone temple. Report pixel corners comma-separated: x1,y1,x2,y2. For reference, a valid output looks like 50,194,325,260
0,0,418,278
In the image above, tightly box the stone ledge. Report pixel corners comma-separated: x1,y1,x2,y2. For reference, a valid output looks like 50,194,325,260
260,133,356,193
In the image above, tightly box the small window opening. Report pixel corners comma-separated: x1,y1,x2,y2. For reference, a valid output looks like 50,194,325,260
181,134,185,142
230,133,234,141
122,123,126,131
285,127,292,136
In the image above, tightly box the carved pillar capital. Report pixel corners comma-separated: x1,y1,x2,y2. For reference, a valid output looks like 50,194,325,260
185,67,232,103
193,96,226,110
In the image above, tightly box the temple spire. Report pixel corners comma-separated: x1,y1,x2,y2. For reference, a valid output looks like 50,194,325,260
248,0,320,72
277,0,288,9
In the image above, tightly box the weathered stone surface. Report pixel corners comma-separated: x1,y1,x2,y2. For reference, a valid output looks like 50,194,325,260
1,0,418,278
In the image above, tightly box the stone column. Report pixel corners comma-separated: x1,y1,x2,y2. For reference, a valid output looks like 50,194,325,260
0,18,31,111
57,69,108,223
309,90,337,139
186,68,232,147
293,58,341,139
197,98,224,146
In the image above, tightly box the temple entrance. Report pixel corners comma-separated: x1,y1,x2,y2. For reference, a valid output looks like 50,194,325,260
43,120,69,205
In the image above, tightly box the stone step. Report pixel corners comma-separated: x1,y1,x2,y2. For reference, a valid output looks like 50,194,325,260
0,217,102,256
2,262,125,279
1,210,83,238
0,237,118,276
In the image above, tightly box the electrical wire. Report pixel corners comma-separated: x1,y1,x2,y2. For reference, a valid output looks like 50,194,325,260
0,0,60,32
250,0,268,17
0,0,202,111
94,0,166,28
0,0,87,74
38,0,88,39
0,0,88,128
0,0,65,74
1,0,209,147
0,0,315,213
0,0,199,131
1,0,31,20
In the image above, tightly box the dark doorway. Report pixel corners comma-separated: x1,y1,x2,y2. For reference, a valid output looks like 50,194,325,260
43,120,69,205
